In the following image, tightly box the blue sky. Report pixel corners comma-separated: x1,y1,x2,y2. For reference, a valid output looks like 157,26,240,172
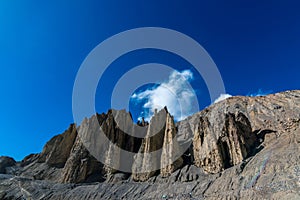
0,0,299,160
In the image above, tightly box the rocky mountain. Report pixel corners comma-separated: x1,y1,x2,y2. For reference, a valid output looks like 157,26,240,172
0,90,300,199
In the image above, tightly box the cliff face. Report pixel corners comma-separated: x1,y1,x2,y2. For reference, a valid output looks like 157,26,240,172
132,108,183,181
192,112,256,174
0,90,300,200
38,124,78,168
131,108,167,181
160,112,183,177
178,90,300,175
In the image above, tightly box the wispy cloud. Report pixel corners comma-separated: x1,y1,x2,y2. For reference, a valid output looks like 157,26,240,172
247,89,273,97
212,89,273,104
131,70,197,121
213,94,232,103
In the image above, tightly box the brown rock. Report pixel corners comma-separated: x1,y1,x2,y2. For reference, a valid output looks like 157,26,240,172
160,113,183,177
60,136,103,183
69,110,142,181
38,124,77,168
2,90,300,199
132,108,166,181
133,108,184,181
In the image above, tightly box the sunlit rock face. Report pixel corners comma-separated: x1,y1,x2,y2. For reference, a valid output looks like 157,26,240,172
176,90,300,175
60,133,103,183
132,108,166,181
160,112,183,177
62,110,144,183
193,112,256,174
132,107,183,181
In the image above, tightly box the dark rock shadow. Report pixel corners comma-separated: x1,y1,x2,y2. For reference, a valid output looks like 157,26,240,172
251,129,277,155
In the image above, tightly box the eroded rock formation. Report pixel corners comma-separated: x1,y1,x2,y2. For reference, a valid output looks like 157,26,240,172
160,112,183,177
0,90,300,200
193,112,257,173
132,108,183,181
38,124,77,168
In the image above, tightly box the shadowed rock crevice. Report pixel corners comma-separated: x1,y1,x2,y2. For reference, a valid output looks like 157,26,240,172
250,129,277,155
217,139,231,169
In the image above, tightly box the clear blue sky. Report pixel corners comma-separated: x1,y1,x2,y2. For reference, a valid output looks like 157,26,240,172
0,0,299,160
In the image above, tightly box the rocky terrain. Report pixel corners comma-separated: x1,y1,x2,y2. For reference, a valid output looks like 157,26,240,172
0,90,300,199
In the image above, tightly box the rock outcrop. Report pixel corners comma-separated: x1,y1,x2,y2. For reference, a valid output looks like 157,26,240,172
160,112,183,177
60,135,103,183
132,108,167,181
193,112,257,173
132,107,183,181
38,124,77,168
0,90,299,200
0,157,16,174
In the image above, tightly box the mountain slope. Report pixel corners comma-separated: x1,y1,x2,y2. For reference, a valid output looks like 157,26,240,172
0,90,299,199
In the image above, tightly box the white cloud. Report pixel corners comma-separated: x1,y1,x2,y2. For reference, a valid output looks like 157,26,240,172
131,70,197,121
213,94,232,104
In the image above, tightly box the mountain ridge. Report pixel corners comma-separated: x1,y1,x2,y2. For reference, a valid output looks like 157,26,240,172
0,90,300,199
